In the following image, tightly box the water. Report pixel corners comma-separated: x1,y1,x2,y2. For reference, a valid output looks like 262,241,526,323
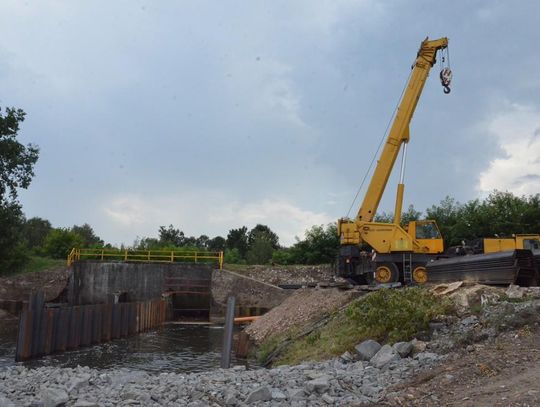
0,321,246,373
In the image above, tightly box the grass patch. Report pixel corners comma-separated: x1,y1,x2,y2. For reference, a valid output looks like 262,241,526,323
20,256,65,274
266,287,454,366
223,263,250,273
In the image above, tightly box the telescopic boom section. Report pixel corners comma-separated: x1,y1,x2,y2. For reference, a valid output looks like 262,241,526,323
355,37,448,223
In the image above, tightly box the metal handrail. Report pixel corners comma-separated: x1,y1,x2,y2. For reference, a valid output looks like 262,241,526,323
67,248,223,269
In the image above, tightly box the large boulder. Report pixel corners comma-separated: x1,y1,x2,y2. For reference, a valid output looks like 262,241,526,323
370,344,400,368
245,386,272,403
355,339,381,361
42,388,69,407
306,377,330,394
393,341,413,358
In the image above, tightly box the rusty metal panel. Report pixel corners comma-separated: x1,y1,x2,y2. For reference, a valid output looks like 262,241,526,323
70,306,82,349
56,307,69,352
30,292,44,357
80,306,92,347
15,310,33,361
51,308,61,353
92,305,102,344
128,303,136,335
66,307,76,350
102,303,112,342
43,309,55,355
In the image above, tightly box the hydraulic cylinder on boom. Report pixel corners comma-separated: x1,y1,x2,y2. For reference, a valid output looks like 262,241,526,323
337,37,451,285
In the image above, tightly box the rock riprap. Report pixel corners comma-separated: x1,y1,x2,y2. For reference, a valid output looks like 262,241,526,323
0,350,442,406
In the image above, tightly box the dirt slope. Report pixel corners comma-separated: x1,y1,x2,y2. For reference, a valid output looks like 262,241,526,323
381,327,540,406
245,287,360,343
0,267,69,302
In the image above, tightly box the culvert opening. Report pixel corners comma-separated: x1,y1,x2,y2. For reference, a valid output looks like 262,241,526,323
163,277,212,321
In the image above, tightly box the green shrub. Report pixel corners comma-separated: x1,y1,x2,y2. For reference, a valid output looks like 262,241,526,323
270,287,454,366
346,287,454,343
43,228,84,259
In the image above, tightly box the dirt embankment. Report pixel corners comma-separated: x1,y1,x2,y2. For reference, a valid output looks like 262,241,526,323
383,327,540,406
227,265,335,286
0,268,69,303
245,287,360,343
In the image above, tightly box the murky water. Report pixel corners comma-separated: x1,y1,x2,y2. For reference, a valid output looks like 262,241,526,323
0,321,246,373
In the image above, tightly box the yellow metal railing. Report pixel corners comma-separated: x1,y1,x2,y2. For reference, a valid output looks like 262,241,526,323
67,248,224,269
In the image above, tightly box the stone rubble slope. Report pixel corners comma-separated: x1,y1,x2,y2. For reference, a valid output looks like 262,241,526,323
245,288,360,344
0,345,442,407
231,265,334,286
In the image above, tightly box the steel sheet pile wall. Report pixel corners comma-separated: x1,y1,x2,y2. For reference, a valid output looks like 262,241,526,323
15,292,169,361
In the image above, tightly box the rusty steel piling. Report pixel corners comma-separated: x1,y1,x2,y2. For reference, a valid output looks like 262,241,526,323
15,293,170,361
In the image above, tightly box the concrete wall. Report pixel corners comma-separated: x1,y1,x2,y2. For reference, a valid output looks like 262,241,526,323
68,261,213,305
210,269,291,322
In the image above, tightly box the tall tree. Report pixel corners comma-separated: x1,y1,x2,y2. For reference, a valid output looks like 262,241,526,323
71,223,103,247
23,217,52,250
208,236,226,251
247,224,279,250
158,225,185,246
0,108,39,204
226,226,249,258
0,107,39,274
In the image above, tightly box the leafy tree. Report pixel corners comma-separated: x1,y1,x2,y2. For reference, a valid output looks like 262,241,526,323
0,108,39,204
196,235,210,249
0,107,39,274
373,205,421,226
22,217,52,251
224,248,245,264
271,248,295,265
401,205,422,225
0,202,28,274
373,212,393,223
43,228,84,259
208,236,226,251
71,223,103,247
246,235,275,264
289,224,340,264
226,226,249,258
134,236,160,250
247,224,279,250
158,225,185,246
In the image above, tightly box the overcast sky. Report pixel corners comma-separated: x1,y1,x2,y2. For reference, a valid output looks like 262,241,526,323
2,1,539,246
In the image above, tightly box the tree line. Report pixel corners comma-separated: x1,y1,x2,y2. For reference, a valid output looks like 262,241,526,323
3,105,540,275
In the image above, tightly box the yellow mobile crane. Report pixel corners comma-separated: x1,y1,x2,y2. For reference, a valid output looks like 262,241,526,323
337,37,451,285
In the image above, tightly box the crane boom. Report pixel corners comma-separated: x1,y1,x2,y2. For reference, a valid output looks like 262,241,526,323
337,37,450,285
357,37,448,223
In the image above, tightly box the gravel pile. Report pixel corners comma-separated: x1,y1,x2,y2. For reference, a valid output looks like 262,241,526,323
234,265,334,286
0,345,442,406
245,288,360,343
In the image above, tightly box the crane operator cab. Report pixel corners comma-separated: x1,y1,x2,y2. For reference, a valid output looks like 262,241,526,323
407,220,444,254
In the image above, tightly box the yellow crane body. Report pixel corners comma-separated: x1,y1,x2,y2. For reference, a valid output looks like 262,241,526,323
337,37,449,284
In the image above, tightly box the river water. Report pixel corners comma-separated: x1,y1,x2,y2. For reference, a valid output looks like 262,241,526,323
0,320,246,373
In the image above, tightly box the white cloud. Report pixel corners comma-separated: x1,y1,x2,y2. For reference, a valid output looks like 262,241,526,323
101,191,333,247
477,103,540,195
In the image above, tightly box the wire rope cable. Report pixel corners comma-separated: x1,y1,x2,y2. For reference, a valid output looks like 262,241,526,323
344,62,415,218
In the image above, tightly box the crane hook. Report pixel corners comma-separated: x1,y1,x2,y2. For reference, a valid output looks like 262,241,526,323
440,67,452,94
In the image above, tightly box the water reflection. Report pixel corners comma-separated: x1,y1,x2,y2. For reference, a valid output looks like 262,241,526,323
0,322,246,373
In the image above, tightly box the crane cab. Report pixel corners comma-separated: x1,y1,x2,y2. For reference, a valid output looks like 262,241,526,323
406,220,444,254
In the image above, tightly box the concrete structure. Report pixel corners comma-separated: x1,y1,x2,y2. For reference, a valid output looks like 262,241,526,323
68,261,212,305
210,269,290,322
67,262,289,321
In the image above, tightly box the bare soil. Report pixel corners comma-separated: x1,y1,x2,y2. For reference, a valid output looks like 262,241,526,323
0,267,69,303
381,327,540,406
245,287,360,343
